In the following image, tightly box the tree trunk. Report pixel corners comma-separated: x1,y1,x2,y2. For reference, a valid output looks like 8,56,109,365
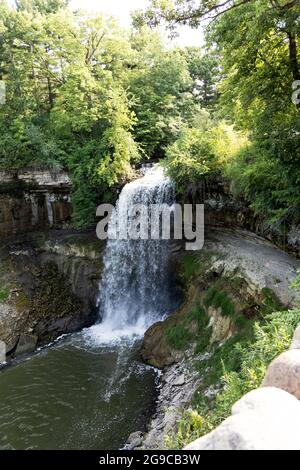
288,33,300,81
46,76,53,109
288,33,300,109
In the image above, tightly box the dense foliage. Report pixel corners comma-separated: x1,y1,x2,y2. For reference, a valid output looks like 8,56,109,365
164,121,246,193
139,0,300,228
134,1,300,447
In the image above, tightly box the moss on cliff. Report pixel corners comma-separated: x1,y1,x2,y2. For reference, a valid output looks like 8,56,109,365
142,248,283,368
0,286,10,303
30,262,82,321
139,244,298,449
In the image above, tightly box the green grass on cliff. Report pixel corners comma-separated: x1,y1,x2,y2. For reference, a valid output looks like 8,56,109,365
0,286,10,303
204,285,235,317
166,303,212,352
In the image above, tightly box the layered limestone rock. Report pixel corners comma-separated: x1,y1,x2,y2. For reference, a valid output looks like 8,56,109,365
262,350,300,399
0,169,72,239
140,350,202,450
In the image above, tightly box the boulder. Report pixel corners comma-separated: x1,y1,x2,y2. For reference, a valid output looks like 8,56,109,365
140,321,183,369
184,387,300,450
126,431,143,450
0,340,6,363
262,350,300,399
173,374,185,386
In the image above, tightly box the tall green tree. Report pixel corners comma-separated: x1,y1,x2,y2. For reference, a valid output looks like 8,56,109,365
127,27,193,159
182,47,219,107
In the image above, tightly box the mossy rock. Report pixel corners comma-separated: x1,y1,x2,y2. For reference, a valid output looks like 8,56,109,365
145,251,286,370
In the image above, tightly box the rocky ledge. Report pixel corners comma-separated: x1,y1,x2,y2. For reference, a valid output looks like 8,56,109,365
0,169,72,240
0,230,104,360
202,177,300,255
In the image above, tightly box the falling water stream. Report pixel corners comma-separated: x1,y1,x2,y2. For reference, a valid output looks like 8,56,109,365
0,165,177,450
87,165,175,343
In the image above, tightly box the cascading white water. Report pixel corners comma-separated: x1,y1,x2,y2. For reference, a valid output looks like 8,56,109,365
86,165,175,344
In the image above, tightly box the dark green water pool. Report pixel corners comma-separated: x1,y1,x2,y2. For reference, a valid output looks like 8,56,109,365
0,331,157,450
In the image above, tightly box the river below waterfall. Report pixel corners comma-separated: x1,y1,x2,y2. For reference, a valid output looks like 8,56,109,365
0,332,157,450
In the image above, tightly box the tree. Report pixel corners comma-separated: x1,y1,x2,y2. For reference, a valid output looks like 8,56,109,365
127,27,193,159
16,0,69,14
181,47,219,107
0,2,222,227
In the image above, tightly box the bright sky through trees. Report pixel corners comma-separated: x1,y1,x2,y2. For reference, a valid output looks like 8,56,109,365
7,0,203,46
70,0,204,46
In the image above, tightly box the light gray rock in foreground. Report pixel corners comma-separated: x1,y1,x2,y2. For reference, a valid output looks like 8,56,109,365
262,350,300,399
125,431,143,450
141,351,201,449
184,387,300,450
290,325,300,350
173,374,185,386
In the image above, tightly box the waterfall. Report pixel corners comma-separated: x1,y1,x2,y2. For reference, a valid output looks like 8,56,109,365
86,165,175,344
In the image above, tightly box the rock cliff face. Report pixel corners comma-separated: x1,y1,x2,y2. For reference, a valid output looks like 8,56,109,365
0,168,105,361
0,169,72,239
0,231,104,360
185,386,300,450
189,177,300,255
